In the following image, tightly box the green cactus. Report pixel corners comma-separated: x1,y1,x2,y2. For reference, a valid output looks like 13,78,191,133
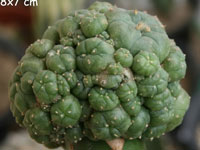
9,1,190,150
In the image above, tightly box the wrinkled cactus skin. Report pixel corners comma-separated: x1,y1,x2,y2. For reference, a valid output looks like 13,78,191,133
8,1,190,150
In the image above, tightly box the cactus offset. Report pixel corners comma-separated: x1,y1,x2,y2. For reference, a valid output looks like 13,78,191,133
8,1,190,150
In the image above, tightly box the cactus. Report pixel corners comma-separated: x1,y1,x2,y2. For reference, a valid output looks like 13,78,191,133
8,2,190,150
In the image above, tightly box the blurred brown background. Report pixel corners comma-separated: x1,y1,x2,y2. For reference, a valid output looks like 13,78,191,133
0,0,200,150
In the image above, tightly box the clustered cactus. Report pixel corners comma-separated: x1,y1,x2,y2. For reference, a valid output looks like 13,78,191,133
8,1,190,150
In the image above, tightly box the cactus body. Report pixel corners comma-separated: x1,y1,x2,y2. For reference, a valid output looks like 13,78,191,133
9,2,190,150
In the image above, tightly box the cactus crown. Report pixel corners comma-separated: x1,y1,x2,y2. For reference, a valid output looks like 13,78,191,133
9,1,190,150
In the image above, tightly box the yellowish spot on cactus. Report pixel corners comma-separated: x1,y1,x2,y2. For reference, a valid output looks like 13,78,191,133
134,9,138,15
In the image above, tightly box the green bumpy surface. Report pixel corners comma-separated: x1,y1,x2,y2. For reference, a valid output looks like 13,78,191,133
73,138,146,150
8,1,190,149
